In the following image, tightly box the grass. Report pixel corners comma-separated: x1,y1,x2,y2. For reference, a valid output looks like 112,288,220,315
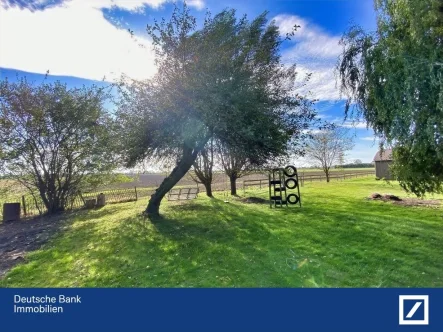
1,178,442,288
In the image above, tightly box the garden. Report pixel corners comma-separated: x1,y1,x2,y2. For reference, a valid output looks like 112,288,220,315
1,178,442,288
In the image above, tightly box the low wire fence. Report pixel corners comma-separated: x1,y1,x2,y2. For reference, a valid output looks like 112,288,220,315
243,171,375,192
1,186,156,220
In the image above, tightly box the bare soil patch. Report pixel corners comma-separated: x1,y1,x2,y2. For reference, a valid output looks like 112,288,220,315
240,197,268,204
368,192,442,208
392,198,442,208
0,214,71,278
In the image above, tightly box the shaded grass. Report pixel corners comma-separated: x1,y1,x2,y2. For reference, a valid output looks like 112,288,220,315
1,178,442,287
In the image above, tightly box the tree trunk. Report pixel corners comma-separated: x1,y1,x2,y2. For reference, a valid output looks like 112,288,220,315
191,140,214,198
325,170,330,183
38,186,65,214
146,142,207,216
203,182,213,197
229,175,237,195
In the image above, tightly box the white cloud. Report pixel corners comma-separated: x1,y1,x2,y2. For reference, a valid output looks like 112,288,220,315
0,0,205,81
341,121,367,129
90,0,171,11
301,129,322,134
274,14,341,59
101,0,205,11
186,0,205,10
360,136,378,141
295,64,339,101
273,14,342,101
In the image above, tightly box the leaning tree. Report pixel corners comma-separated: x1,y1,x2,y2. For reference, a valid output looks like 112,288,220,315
337,0,443,196
0,78,117,213
117,6,316,216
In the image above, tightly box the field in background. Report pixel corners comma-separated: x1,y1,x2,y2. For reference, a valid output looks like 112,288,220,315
105,168,375,189
1,178,441,287
0,168,375,194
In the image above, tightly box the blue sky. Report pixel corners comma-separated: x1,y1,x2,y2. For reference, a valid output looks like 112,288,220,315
0,0,380,164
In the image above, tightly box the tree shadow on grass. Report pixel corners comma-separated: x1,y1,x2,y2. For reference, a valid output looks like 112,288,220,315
110,199,441,287
69,204,276,287
71,205,130,222
0,202,131,278
89,197,297,286
162,203,216,213
0,202,141,284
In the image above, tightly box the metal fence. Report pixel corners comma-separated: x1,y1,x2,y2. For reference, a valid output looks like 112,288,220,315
243,171,375,193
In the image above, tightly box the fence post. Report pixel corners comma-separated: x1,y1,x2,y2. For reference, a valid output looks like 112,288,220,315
22,195,27,217
135,186,138,201
79,192,85,205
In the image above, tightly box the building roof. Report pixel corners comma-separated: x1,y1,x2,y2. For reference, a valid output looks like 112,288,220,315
373,149,393,162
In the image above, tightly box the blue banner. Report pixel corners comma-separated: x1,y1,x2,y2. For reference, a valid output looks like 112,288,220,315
0,288,442,331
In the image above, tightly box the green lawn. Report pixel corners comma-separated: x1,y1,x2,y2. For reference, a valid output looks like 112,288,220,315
1,178,442,287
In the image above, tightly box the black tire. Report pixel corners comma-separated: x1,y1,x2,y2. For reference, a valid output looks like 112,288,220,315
284,165,297,177
285,178,298,189
287,194,299,205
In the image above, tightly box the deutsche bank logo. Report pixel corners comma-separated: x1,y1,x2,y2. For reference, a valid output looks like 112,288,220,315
399,295,429,325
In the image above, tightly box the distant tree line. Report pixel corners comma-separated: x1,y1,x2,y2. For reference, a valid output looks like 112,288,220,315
338,163,374,169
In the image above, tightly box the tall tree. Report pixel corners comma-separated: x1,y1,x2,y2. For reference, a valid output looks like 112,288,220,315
304,127,354,182
117,6,316,216
0,78,117,213
337,0,443,196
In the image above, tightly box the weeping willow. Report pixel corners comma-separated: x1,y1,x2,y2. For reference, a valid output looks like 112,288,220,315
337,0,443,196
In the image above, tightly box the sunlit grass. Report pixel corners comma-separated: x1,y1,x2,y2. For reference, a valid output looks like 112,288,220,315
1,178,442,287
